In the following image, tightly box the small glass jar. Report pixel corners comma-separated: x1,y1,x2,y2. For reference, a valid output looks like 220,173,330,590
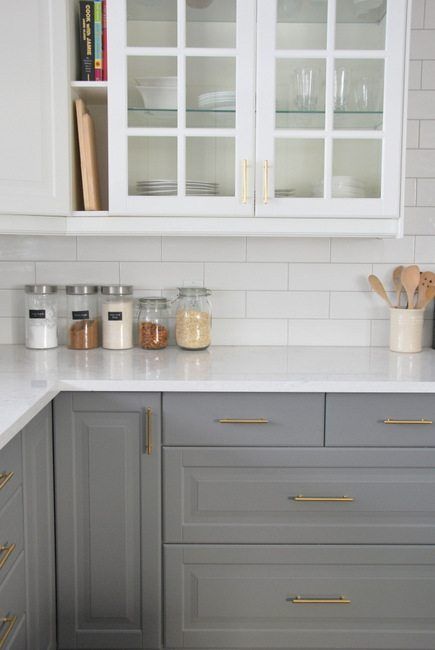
101,285,134,350
25,285,58,349
137,297,170,350
175,287,212,350
66,285,100,350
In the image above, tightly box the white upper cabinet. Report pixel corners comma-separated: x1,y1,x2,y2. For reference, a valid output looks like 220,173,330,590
0,0,70,216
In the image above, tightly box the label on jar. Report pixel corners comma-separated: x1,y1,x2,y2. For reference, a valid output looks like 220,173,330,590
29,309,46,319
108,311,123,321
72,310,90,320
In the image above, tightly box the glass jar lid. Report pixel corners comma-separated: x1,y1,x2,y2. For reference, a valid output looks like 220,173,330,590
101,285,133,296
177,287,211,297
138,297,170,308
66,284,99,295
25,285,57,294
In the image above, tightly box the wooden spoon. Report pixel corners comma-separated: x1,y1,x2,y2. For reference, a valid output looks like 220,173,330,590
368,274,393,307
417,271,435,308
419,284,435,310
401,265,420,309
392,265,404,307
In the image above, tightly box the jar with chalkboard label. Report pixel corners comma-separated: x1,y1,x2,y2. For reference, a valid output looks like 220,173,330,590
25,285,58,349
66,285,100,350
101,285,134,350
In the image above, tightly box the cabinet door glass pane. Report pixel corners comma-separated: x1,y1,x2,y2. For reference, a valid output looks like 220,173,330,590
275,139,324,197
186,138,235,196
333,59,384,130
127,0,177,47
128,137,177,196
186,0,236,48
276,59,326,129
332,139,382,198
336,0,387,50
277,0,328,50
128,57,177,128
187,57,235,128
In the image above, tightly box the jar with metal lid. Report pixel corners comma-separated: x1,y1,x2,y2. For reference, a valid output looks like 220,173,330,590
66,285,100,350
101,285,134,350
25,285,58,349
175,287,212,350
137,297,170,350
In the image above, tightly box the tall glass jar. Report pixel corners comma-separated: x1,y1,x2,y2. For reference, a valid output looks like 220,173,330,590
137,297,170,349
66,285,100,350
25,285,58,349
175,287,212,350
101,285,134,350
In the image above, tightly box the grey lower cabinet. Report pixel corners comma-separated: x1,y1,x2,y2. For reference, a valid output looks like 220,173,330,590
54,392,161,650
0,404,56,650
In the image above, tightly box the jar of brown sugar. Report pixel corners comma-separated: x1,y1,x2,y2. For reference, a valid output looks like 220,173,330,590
66,285,100,350
137,297,170,350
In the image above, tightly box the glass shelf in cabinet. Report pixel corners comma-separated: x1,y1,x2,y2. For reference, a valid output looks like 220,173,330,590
127,0,235,23
278,0,386,24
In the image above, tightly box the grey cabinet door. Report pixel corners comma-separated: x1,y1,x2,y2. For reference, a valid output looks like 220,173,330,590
22,404,56,650
165,544,435,649
54,392,161,650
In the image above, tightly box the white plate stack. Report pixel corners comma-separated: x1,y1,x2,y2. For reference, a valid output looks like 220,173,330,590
198,91,236,111
312,176,366,198
136,180,219,196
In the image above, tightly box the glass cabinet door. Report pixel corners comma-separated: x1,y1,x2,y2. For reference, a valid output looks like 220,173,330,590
109,0,256,216
256,0,408,220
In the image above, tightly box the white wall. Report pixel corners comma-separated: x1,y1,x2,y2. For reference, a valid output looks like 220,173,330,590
0,1,434,347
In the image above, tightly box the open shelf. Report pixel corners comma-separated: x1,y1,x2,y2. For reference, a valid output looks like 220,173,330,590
71,81,108,105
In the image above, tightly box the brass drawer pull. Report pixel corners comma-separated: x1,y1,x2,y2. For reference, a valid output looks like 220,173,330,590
145,407,153,455
384,418,433,425
218,418,269,424
0,616,17,648
288,596,351,605
0,544,15,571
0,472,14,491
292,495,354,502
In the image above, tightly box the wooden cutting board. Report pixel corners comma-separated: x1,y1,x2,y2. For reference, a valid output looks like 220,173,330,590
75,98,101,211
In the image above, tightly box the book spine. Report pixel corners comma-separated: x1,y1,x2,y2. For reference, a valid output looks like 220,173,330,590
79,1,95,81
102,0,107,81
94,0,103,81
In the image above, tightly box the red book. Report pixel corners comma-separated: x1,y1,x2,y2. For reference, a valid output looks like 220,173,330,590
102,0,107,80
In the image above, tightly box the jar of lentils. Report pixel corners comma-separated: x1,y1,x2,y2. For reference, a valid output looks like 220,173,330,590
137,297,170,349
175,287,212,350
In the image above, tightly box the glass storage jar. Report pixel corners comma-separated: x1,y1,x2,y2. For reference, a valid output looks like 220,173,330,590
175,287,212,350
66,285,100,350
137,297,170,349
25,285,58,349
101,285,134,350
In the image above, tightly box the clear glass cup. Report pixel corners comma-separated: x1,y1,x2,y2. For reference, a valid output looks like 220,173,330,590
334,66,349,112
293,66,320,111
66,285,100,350
137,297,170,350
25,285,58,349
175,287,212,350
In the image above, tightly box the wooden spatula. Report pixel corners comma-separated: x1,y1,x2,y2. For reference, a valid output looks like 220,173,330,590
417,271,435,308
401,265,420,309
392,265,404,307
368,274,393,307
419,283,435,310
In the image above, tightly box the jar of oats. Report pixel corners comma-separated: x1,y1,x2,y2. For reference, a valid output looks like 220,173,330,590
175,287,212,350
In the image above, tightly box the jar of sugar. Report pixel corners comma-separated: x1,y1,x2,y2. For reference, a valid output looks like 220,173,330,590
101,285,134,350
25,285,58,349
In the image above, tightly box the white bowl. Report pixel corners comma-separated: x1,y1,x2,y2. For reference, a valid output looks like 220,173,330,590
136,86,177,110
135,76,177,88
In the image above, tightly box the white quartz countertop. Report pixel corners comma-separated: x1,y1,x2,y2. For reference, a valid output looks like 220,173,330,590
1,344,435,450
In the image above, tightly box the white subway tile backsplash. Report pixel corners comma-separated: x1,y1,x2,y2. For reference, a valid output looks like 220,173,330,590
415,235,435,261
422,61,435,88
406,148,435,176
408,91,435,119
425,0,435,28
0,235,76,261
405,178,417,206
417,178,435,205
210,291,246,318
246,238,330,262
162,237,245,262
412,0,425,28
0,290,24,318
404,207,435,234
407,120,420,148
330,237,414,263
289,264,371,291
0,263,35,289
212,319,288,346
246,291,329,319
409,60,422,89
330,291,392,320
289,319,371,347
205,263,288,290
77,236,161,261
410,30,435,59
0,318,25,344
120,262,203,289
35,262,119,285
420,120,435,147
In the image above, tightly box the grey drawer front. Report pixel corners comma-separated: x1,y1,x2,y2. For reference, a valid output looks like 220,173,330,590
0,489,23,584
165,545,435,649
164,447,435,544
163,393,324,446
0,434,22,513
0,554,26,649
326,393,435,446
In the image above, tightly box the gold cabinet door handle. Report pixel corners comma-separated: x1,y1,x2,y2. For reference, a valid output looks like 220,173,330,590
145,407,153,455
0,616,17,649
288,596,351,605
241,159,248,204
292,495,354,502
0,472,14,491
263,160,270,204
383,418,433,425
218,418,269,424
0,544,15,571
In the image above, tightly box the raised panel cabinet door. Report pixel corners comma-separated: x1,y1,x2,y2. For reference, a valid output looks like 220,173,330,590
22,404,56,650
0,0,70,215
54,392,161,650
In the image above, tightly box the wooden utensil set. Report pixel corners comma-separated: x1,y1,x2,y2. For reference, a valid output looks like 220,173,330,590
369,266,435,310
